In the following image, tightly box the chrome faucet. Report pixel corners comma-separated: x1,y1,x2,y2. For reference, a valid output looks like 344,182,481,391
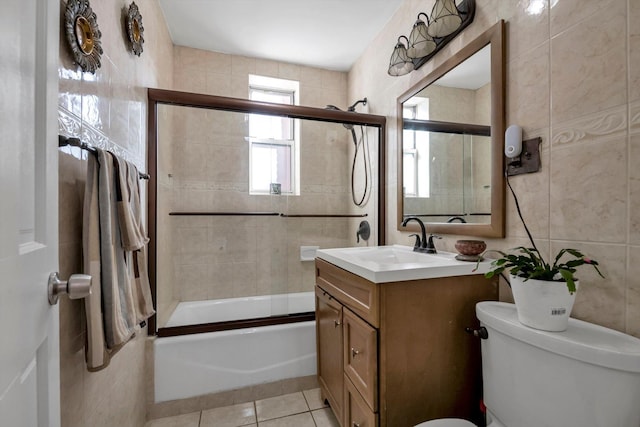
401,216,441,254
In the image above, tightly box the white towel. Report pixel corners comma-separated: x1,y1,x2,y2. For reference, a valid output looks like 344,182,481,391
83,149,148,371
114,156,155,323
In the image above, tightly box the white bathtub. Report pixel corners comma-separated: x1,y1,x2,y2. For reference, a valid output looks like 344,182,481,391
154,293,317,403
164,292,315,327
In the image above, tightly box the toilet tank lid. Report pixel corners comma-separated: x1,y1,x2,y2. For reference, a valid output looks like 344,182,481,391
476,302,640,373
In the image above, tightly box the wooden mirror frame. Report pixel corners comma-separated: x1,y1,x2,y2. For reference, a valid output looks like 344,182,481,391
397,20,505,237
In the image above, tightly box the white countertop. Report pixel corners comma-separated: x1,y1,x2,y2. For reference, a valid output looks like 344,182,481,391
316,245,493,283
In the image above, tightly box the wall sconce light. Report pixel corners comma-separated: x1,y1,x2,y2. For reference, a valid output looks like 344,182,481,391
388,0,475,76
407,13,436,59
428,0,463,38
388,36,415,76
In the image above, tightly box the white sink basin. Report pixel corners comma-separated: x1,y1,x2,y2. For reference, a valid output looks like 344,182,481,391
316,245,493,283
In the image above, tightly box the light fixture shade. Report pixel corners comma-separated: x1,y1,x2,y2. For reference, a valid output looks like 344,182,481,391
427,0,462,38
407,17,436,58
388,38,415,76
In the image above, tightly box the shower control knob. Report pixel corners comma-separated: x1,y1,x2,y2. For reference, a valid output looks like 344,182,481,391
48,272,92,305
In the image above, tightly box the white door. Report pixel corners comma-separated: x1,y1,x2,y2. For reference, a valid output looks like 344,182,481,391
0,0,61,425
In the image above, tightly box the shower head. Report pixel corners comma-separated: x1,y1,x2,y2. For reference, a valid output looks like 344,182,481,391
347,97,367,112
324,104,353,130
325,97,368,131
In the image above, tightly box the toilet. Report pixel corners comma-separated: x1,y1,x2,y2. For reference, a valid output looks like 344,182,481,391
416,301,640,427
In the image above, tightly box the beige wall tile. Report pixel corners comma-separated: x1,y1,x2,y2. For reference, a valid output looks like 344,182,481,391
630,0,640,103
627,247,640,337
630,134,640,244
499,1,548,59
506,42,550,131
551,241,627,331
550,0,627,123
550,0,621,37
549,136,627,242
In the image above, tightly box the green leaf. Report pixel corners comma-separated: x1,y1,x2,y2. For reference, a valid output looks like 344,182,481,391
559,269,576,294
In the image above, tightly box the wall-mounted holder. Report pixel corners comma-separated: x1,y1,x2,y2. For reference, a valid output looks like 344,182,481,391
506,137,542,176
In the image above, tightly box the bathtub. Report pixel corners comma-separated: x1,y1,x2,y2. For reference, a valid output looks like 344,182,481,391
154,292,317,403
164,291,315,327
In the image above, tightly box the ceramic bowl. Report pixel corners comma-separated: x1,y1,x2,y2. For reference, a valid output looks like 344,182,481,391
455,240,486,256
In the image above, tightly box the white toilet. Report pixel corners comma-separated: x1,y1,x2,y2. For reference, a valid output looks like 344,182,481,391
416,301,640,427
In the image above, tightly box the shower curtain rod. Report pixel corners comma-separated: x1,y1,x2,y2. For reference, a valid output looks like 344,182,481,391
58,135,150,180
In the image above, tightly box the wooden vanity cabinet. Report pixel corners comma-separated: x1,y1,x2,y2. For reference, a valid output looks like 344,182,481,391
315,258,498,427
315,286,344,422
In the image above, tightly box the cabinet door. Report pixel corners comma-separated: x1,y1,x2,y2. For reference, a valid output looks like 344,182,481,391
343,307,378,411
345,374,378,427
316,286,344,422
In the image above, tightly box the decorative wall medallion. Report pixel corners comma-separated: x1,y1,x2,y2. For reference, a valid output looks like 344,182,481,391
64,0,103,73
126,2,144,56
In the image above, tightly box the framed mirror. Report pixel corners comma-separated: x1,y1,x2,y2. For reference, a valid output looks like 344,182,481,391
397,21,505,237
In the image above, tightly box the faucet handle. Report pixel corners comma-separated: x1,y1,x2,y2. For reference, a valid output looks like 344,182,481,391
424,234,442,254
409,234,421,249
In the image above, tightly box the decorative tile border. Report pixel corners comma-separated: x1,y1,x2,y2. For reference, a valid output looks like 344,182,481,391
58,107,82,138
552,105,627,147
58,107,145,171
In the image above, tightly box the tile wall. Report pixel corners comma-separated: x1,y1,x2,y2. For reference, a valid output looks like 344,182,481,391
57,0,173,426
349,0,640,336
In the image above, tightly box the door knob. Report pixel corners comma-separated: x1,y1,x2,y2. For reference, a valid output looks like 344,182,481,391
48,272,92,305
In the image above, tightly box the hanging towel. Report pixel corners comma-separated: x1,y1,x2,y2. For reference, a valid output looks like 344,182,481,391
97,149,137,347
114,156,155,323
83,153,110,370
83,149,138,371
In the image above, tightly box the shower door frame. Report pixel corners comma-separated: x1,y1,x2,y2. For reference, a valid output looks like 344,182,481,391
147,88,387,336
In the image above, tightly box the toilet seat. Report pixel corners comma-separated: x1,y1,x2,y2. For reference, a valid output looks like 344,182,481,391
415,418,477,427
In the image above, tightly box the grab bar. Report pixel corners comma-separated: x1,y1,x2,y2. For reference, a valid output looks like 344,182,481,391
168,212,368,218
169,212,280,216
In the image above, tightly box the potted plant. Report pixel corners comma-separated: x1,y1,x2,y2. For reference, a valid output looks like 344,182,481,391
477,245,604,331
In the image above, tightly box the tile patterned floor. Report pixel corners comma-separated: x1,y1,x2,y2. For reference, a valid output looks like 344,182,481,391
145,389,340,427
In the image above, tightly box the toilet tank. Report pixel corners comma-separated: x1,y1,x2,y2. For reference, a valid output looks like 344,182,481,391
476,302,640,427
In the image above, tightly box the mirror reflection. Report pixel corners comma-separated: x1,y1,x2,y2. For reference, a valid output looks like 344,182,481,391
402,45,491,224
397,21,505,237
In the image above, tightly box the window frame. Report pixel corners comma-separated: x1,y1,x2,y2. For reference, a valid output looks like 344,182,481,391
247,76,300,196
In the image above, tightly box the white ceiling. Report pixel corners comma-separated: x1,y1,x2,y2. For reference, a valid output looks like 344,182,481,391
158,0,406,72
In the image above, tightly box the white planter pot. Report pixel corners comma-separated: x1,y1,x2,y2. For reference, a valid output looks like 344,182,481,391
509,274,579,332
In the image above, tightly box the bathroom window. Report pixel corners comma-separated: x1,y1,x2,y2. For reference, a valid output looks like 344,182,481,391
248,75,300,195
403,98,430,198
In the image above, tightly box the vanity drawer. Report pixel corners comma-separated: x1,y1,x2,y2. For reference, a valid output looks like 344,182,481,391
343,307,378,412
344,374,378,427
316,258,379,327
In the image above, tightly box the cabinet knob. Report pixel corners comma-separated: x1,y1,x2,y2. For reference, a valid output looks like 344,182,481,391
353,423,361,427
351,347,360,358
334,320,341,327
